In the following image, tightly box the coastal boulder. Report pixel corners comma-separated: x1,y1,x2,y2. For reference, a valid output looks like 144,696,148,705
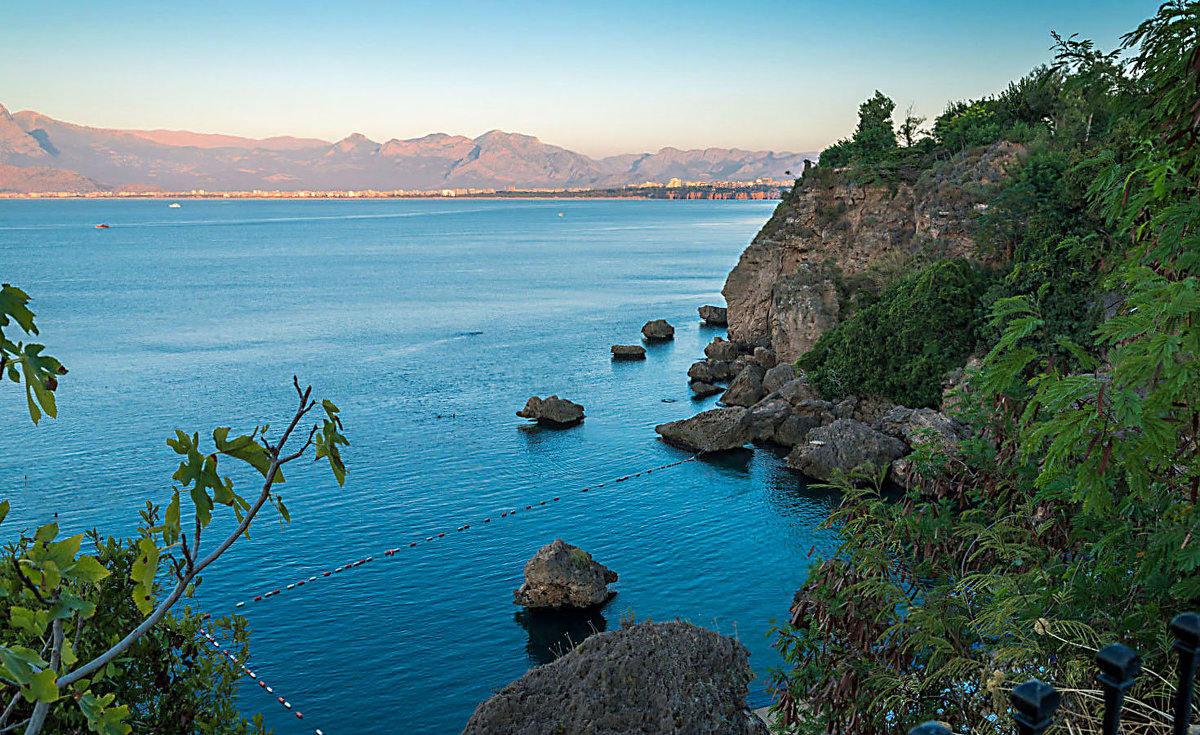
690,381,722,398
786,418,908,482
762,363,798,394
610,344,646,360
698,304,729,325
688,360,718,384
516,396,585,426
720,364,765,408
513,539,618,610
704,336,740,362
655,407,748,453
879,406,970,454
641,319,675,341
752,346,777,370
463,621,767,735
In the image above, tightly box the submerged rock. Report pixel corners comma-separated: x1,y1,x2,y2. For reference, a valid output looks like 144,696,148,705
513,539,617,610
610,344,646,360
516,395,585,426
655,407,748,453
463,621,767,735
698,304,729,325
641,319,675,341
786,418,908,482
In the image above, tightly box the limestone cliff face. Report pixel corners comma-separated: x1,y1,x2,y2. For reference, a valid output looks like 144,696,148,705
723,141,1021,362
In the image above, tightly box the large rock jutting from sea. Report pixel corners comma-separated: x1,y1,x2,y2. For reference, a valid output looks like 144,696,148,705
513,539,618,610
721,141,1022,362
655,407,749,453
516,396,585,426
462,621,768,735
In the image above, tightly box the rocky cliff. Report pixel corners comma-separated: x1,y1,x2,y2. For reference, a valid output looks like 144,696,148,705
722,141,1022,362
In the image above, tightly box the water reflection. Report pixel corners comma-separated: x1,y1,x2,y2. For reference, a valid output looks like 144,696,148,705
514,606,609,665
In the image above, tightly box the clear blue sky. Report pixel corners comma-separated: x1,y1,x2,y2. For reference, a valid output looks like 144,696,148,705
0,0,1161,156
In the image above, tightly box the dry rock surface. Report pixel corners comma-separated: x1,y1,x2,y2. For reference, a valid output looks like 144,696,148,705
786,418,909,481
462,621,768,735
721,364,766,407
655,407,748,453
610,344,646,360
698,304,728,325
517,396,585,426
513,539,618,610
641,319,675,341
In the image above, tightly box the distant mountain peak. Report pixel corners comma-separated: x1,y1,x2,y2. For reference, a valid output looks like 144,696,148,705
0,100,816,192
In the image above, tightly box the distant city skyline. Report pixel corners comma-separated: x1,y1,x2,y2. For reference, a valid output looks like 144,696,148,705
1,0,1161,157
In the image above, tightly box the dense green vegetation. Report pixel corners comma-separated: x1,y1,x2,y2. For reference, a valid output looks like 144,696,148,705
773,2,1200,734
798,259,993,408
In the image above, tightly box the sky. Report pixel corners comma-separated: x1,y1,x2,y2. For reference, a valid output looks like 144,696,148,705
0,0,1163,157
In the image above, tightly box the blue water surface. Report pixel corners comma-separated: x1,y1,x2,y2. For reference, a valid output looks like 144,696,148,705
0,198,839,734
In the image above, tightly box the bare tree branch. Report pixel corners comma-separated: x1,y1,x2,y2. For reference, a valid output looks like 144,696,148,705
23,619,62,735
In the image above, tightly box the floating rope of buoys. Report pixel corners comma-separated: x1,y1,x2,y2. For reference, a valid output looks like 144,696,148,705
225,455,698,612
198,625,322,733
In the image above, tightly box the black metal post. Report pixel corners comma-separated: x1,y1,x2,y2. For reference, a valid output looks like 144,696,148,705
908,722,952,735
1096,643,1140,735
1012,679,1061,735
1172,612,1200,735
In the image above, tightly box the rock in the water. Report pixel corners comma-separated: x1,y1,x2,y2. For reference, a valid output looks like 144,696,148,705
879,406,970,454
516,395,585,426
721,364,766,407
463,621,768,735
513,539,617,610
752,346,777,369
786,418,908,482
641,319,675,341
655,407,748,453
698,304,729,325
688,360,718,384
762,363,798,394
691,381,722,398
704,336,740,362
610,344,646,360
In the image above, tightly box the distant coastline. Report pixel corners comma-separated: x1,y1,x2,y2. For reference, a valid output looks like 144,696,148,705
0,181,792,201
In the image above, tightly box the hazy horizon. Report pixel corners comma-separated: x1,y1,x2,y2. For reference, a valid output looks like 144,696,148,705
2,0,1161,157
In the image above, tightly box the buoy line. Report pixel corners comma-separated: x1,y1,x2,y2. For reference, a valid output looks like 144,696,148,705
204,453,700,732
198,625,323,733
224,455,698,614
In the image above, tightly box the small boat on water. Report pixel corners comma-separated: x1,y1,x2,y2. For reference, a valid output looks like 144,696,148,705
94,224,110,229
168,203,181,208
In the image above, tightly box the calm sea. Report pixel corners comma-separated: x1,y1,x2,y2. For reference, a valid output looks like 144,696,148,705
0,199,839,734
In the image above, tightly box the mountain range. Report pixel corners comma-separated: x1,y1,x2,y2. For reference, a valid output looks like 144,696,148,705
0,103,815,193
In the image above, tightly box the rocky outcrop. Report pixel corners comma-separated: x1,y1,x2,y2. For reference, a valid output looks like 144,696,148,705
879,406,969,454
517,396,585,426
762,363,797,394
786,418,908,482
721,364,765,408
691,381,722,398
655,407,748,453
463,621,767,735
699,304,728,325
752,347,777,369
704,336,740,362
513,539,617,610
722,141,1022,362
641,319,675,341
610,344,646,360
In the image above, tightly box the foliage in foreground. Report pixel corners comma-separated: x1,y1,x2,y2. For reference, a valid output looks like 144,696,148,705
773,2,1200,734
1,287,349,734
